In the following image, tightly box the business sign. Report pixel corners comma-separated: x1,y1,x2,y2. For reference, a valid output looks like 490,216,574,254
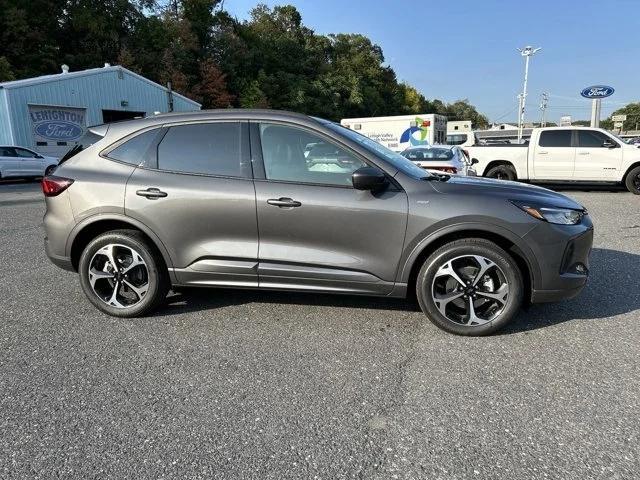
611,114,627,122
560,115,572,126
580,85,614,99
29,105,86,143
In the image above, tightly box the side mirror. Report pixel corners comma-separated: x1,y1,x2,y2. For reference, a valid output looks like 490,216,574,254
603,140,618,149
471,158,479,165
352,166,388,191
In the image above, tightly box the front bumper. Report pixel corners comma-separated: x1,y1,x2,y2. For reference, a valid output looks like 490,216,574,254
523,215,594,303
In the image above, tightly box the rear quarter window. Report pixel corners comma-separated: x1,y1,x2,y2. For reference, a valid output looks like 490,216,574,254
107,129,162,165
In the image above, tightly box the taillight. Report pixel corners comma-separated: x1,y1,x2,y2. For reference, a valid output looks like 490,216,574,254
41,175,74,197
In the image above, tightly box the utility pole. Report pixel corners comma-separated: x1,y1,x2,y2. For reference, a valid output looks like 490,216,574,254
517,46,541,142
539,92,549,127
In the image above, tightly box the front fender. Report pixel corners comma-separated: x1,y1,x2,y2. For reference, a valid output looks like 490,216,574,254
396,220,541,288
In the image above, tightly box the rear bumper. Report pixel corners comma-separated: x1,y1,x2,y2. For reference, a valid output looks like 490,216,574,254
523,216,594,304
45,236,74,271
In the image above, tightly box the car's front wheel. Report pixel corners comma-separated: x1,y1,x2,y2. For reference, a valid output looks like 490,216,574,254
416,238,524,336
485,164,517,181
78,230,169,317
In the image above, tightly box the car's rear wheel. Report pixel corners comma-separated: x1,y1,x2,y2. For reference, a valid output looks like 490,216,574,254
486,164,517,181
416,238,523,336
624,165,640,194
78,230,169,317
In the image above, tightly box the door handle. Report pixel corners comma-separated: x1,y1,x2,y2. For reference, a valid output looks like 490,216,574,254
267,197,302,208
578,152,590,155
537,151,548,155
136,187,167,199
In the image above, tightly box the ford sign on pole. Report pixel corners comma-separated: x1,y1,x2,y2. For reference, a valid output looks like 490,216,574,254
580,85,615,99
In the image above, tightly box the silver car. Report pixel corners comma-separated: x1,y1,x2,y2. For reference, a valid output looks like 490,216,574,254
401,145,477,175
42,110,593,336
0,146,58,179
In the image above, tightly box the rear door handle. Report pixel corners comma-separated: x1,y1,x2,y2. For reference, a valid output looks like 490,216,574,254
578,152,590,155
538,151,548,155
267,197,302,208
136,187,167,199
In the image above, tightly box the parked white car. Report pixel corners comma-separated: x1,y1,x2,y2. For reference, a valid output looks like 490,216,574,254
467,127,640,194
0,146,58,179
400,145,477,176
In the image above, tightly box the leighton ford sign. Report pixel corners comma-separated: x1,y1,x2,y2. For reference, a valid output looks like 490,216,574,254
29,105,86,142
580,86,615,99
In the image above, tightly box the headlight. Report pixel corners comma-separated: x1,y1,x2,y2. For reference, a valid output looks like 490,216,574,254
511,201,585,225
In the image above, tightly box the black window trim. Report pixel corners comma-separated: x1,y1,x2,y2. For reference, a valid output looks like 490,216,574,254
249,119,402,191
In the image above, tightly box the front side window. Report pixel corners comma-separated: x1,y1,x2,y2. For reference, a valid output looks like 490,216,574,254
539,130,572,147
259,123,367,186
577,130,613,148
14,148,36,158
157,122,244,177
108,129,161,165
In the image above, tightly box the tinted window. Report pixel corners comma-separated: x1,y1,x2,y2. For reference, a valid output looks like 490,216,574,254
578,130,612,148
260,124,367,186
0,147,16,157
158,123,243,177
14,148,36,158
108,129,160,165
539,130,572,147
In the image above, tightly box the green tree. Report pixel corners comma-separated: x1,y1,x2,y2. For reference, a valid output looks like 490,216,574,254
603,103,640,131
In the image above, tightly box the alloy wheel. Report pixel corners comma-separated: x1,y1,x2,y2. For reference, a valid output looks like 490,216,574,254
431,255,509,326
88,244,149,309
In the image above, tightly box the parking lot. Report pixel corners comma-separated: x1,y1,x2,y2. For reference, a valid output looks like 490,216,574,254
0,182,638,479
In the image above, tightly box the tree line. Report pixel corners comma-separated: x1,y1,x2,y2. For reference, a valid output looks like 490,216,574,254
0,0,489,127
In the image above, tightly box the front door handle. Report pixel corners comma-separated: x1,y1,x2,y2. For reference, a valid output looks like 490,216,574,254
538,151,548,155
267,197,302,208
136,187,167,199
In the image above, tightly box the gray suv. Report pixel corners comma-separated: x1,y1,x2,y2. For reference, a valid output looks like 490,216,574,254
43,110,593,335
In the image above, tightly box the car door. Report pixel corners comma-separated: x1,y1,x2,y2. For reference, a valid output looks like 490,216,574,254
252,122,408,295
0,147,19,177
14,147,44,175
121,121,259,287
574,130,622,180
532,129,575,180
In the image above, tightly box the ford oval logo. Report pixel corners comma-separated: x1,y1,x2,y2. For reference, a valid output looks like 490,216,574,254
580,85,614,99
34,121,84,140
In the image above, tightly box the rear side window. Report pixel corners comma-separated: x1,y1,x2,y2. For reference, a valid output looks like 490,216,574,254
157,123,244,177
577,130,611,148
108,129,160,165
539,130,572,147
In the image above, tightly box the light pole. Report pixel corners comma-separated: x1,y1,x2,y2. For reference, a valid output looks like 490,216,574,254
516,46,541,142
539,92,549,127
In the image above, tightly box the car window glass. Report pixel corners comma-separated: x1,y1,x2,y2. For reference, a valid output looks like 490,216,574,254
0,147,16,157
539,130,572,147
578,130,610,148
259,123,367,186
14,148,36,158
108,129,160,165
157,123,244,177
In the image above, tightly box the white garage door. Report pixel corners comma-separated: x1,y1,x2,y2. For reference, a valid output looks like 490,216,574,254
29,105,87,158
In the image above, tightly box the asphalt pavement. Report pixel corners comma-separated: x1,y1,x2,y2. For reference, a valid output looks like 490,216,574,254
0,182,638,479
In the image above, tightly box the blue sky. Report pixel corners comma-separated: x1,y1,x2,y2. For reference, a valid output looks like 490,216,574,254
226,0,638,124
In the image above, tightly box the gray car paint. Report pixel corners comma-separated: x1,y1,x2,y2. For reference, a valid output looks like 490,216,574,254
43,109,593,303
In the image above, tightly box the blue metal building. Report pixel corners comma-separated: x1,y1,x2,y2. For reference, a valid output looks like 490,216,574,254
0,64,201,157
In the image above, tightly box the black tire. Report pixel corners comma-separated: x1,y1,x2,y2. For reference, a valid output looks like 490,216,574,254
78,229,170,317
485,164,517,181
416,238,524,336
624,165,640,194
44,165,57,176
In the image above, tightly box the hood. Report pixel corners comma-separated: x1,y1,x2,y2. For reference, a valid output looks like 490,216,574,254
427,175,585,210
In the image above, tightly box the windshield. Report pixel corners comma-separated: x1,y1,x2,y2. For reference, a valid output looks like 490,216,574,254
402,148,454,160
324,122,430,179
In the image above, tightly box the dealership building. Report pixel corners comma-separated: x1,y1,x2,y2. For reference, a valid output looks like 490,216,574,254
0,64,201,157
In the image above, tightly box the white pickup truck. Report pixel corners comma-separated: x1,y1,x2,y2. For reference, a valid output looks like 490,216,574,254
467,127,640,194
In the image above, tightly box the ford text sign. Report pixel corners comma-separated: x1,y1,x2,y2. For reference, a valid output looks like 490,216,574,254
34,121,84,140
580,85,615,99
